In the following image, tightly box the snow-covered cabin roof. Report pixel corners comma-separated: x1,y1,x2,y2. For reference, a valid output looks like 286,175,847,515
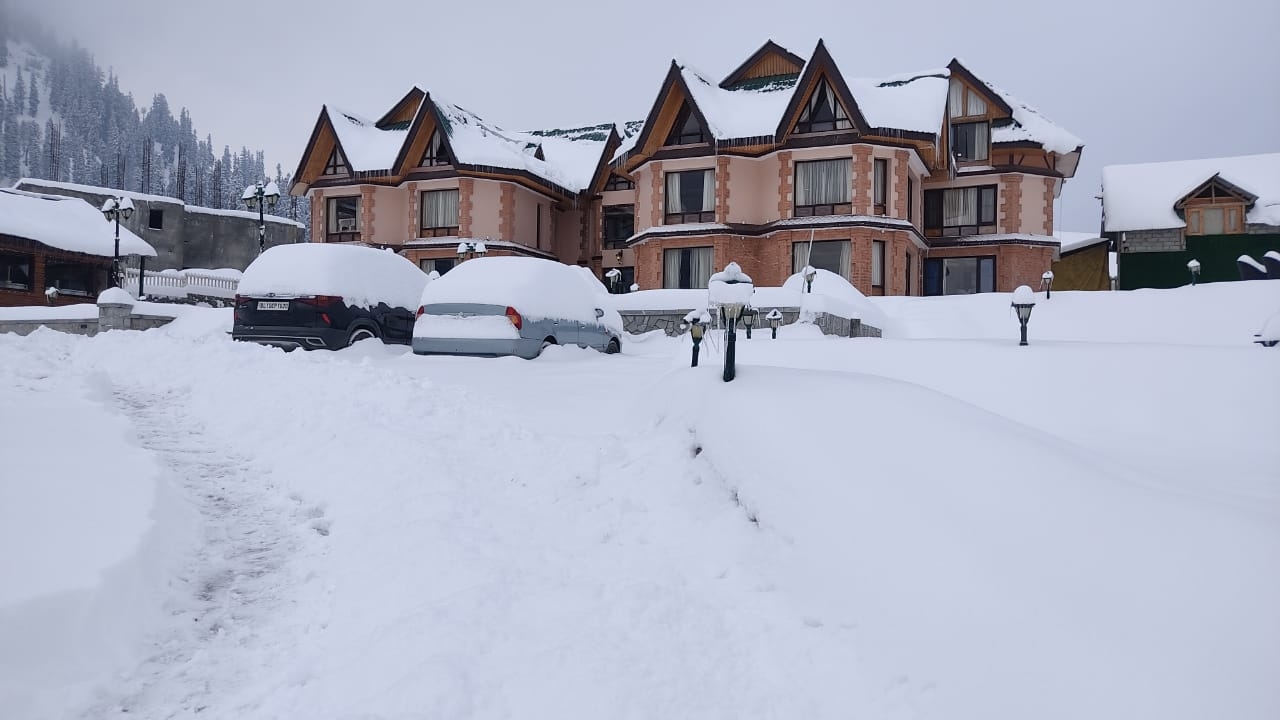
1102,153,1280,232
0,188,157,257
15,178,305,228
1053,230,1107,253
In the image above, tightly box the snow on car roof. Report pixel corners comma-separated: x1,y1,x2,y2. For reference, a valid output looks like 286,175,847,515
418,256,618,328
238,243,427,310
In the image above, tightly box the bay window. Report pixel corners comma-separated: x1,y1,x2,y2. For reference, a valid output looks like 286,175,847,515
420,189,460,237
663,246,714,289
791,240,850,279
924,185,997,237
794,158,852,216
664,169,715,224
326,196,361,242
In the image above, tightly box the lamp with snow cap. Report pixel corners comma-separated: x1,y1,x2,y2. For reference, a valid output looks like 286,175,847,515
1187,258,1201,286
242,180,281,255
684,310,708,367
1011,285,1036,346
803,264,817,294
1041,270,1054,299
708,262,754,382
741,306,756,339
101,196,134,288
457,240,488,261
766,308,783,339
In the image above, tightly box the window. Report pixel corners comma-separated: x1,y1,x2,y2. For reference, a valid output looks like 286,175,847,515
326,196,361,241
44,260,100,297
605,266,635,294
949,78,988,118
905,251,913,295
420,189,460,237
664,169,715,224
323,147,348,176
419,257,455,275
950,121,989,162
148,209,164,230
605,174,635,191
794,158,852,216
924,185,997,237
791,240,850,279
907,176,916,225
1186,205,1244,236
665,103,707,146
873,159,888,215
420,130,449,167
603,205,635,249
871,240,885,290
923,256,996,296
663,246,714,289
0,252,32,290
795,78,853,134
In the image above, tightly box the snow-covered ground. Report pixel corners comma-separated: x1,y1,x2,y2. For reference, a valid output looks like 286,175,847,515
1,283,1277,719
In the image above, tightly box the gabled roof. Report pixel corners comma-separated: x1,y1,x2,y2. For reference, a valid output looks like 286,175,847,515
719,39,805,89
1173,173,1260,209
0,188,156,257
328,106,411,174
775,39,870,137
951,59,1082,154
1103,152,1280,232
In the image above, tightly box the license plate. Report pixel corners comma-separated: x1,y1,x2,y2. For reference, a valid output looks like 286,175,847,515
257,301,289,311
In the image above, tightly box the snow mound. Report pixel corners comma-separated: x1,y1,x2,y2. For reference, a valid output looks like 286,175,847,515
97,287,134,305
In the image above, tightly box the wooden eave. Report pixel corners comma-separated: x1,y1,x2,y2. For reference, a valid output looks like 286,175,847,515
392,93,460,176
625,61,714,168
290,107,350,196
946,59,1015,117
375,87,426,129
584,126,624,196
1174,173,1258,209
719,40,805,89
775,40,871,140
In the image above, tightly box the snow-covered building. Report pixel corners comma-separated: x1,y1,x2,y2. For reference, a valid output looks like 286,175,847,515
1050,231,1112,291
12,179,307,272
290,39,1084,296
0,188,156,306
1102,152,1280,289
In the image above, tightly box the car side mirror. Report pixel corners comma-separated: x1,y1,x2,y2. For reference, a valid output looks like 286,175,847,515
595,308,605,319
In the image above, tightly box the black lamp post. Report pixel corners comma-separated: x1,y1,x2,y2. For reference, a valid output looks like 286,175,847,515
1187,259,1201,286
457,240,488,262
100,196,134,288
684,312,706,367
605,268,622,293
803,265,817,294
742,307,757,339
242,181,281,255
766,308,782,339
709,262,754,383
1011,285,1036,346
1041,270,1054,299
721,301,744,381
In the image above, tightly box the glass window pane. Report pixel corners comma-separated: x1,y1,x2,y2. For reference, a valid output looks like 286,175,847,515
806,241,848,277
872,240,884,285
943,257,978,295
979,257,995,293
1201,208,1225,235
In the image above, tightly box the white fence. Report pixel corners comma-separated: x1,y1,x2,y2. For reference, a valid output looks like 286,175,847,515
122,266,240,300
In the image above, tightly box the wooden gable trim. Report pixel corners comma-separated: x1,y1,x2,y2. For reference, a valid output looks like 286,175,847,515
719,40,804,89
584,126,624,197
290,107,350,196
946,59,1015,118
627,61,714,164
376,87,426,129
392,93,460,177
775,40,870,140
1174,173,1259,209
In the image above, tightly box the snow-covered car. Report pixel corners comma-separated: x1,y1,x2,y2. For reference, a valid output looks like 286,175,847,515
412,256,623,358
233,244,428,350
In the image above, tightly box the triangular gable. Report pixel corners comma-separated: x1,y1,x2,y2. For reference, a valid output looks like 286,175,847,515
945,59,1014,119
392,92,459,175
775,40,869,139
1174,173,1259,209
720,40,804,89
583,125,624,196
376,87,426,129
628,61,714,160
289,107,351,195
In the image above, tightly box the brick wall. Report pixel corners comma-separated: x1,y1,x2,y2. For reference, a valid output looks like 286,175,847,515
459,178,475,238
716,156,731,224
498,183,515,241
406,182,419,239
311,193,324,242
360,187,375,241
893,150,910,220
999,174,1022,233
1042,177,1056,236
1119,228,1185,253
852,146,873,215
777,152,792,218
650,161,664,228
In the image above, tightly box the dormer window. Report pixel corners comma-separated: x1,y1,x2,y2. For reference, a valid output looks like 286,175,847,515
665,103,707,146
605,174,635,191
796,78,852,134
948,79,991,163
1181,180,1249,236
323,147,349,176
421,130,449,167
949,79,988,118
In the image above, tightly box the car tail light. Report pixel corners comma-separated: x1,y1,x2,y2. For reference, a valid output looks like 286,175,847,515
321,313,331,326
416,305,426,319
505,306,522,330
296,295,339,308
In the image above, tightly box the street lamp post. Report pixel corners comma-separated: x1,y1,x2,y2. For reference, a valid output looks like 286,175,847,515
605,267,622,294
803,264,817,294
709,262,754,383
683,310,709,367
457,240,489,262
742,308,756,339
766,308,782,339
1011,284,1036,346
242,180,281,255
100,196,135,288
1041,270,1054,299
1187,258,1201,286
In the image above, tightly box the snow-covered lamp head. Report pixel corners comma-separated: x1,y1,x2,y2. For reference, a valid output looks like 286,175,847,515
1011,285,1036,345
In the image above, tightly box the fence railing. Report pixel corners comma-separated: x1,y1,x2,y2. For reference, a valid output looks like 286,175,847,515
122,266,240,300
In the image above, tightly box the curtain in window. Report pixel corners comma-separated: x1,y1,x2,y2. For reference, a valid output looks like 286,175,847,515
967,92,987,117
943,187,977,226
1201,207,1225,235
663,249,682,288
971,122,989,160
793,241,850,278
792,243,809,273
872,240,885,286
701,170,715,213
688,247,713,288
796,159,851,206
948,80,965,116
665,172,681,214
423,190,459,228
666,170,714,215
874,160,887,206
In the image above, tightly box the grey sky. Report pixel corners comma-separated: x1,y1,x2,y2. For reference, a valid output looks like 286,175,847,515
15,0,1280,231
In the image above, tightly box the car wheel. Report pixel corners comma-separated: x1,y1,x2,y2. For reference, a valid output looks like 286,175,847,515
348,327,377,346
605,338,621,354
537,337,557,357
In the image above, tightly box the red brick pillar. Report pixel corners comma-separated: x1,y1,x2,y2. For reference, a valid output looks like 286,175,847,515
498,183,515,241
777,151,793,218
310,192,324,242
1042,176,1056,235
852,146,873,215
459,178,475,238
360,187,375,243
893,150,910,220
716,156,731,223
999,174,1023,234
406,182,419,239
650,162,663,228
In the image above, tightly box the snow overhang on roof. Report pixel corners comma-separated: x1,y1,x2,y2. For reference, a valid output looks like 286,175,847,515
326,106,410,174
677,61,799,142
1102,153,1280,232
0,188,157,257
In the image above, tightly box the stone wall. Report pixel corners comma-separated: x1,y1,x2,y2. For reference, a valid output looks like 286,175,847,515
1119,228,1185,253
0,303,177,337
619,306,881,338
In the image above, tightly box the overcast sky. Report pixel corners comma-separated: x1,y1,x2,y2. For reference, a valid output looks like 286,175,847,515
14,0,1280,231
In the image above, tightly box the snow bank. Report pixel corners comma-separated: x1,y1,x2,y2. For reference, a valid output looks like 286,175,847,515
781,268,890,327
238,244,427,310
0,304,97,322
0,189,156,257
418,256,621,331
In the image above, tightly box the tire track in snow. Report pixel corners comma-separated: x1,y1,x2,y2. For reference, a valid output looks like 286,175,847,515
76,382,319,718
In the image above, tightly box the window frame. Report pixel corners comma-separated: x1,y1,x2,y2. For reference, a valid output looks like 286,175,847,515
923,255,997,296
795,78,854,135
793,158,853,217
665,104,708,147
664,169,716,225
323,147,348,176
147,209,164,230
43,259,101,297
0,252,33,291
662,246,714,289
420,130,450,167
873,158,888,216
923,184,998,237
871,239,886,291
791,240,851,280
949,121,990,163
419,257,455,275
602,204,635,249
604,174,635,191
326,195,361,242
1185,202,1245,236
419,188,460,237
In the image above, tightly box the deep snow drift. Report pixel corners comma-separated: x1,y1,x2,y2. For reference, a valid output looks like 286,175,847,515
0,283,1277,719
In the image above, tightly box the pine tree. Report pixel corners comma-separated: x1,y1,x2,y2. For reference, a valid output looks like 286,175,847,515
28,71,38,116
13,70,24,116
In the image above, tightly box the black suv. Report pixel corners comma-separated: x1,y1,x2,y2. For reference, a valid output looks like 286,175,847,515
233,294,416,350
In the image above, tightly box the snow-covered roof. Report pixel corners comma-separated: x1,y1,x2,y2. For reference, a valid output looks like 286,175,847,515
847,70,949,134
678,62,797,140
1053,230,1107,253
1102,153,1280,232
327,107,411,174
15,178,305,228
0,188,157,257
